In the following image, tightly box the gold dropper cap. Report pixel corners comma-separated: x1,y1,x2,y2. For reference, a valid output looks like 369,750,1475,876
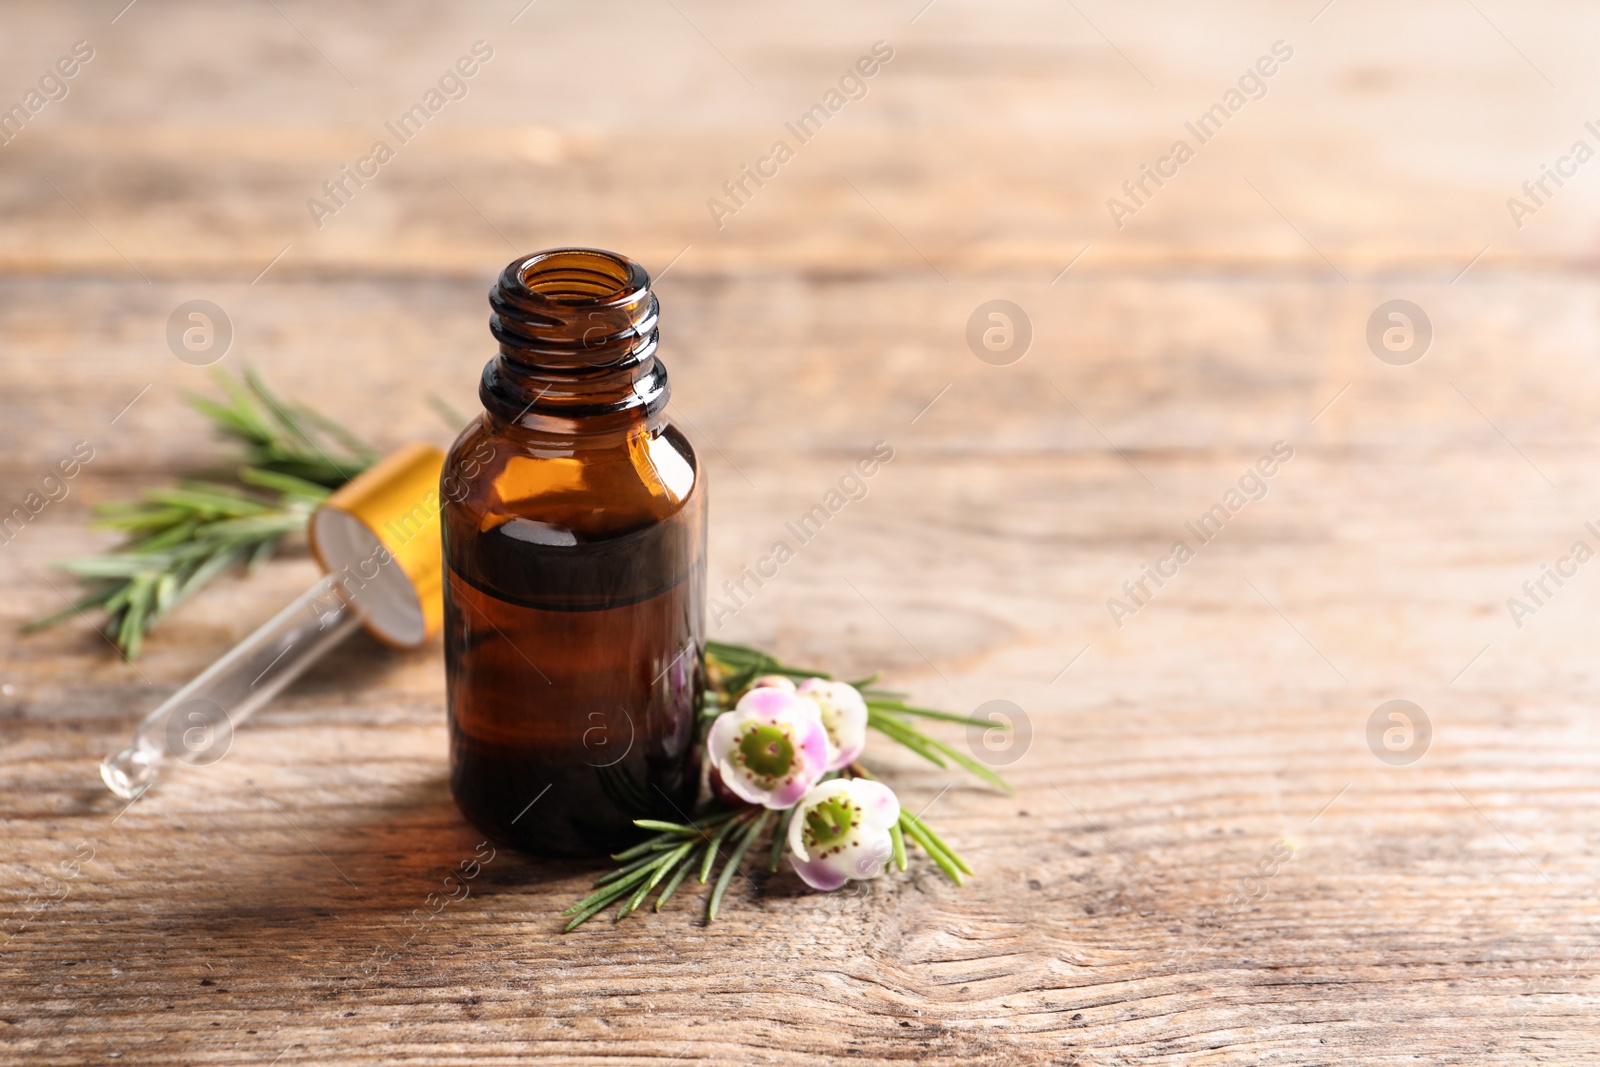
307,442,445,649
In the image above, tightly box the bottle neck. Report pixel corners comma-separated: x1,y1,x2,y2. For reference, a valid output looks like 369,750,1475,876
479,248,669,437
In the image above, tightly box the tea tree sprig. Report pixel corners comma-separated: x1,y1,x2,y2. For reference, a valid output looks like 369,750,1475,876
563,642,1008,929
562,762,983,931
706,640,1012,792
188,368,378,488
24,370,375,659
561,809,751,931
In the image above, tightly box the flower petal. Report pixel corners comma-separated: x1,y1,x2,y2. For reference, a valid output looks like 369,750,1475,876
848,778,901,831
749,674,797,693
735,686,803,718
706,706,746,757
790,853,850,891
785,777,899,884
705,693,831,810
826,834,895,883
798,678,869,771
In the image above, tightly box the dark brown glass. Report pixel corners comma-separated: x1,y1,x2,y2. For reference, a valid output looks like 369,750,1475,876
442,249,705,857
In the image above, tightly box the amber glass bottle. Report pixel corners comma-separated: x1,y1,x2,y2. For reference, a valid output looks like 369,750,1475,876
442,248,705,857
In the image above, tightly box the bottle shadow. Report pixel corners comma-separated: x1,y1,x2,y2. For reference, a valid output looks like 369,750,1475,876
63,630,754,963
66,759,818,967
67,640,615,969
165,771,606,975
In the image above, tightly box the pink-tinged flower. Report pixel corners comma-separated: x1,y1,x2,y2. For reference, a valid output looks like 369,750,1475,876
749,674,796,693
797,678,868,771
788,778,901,891
706,687,830,809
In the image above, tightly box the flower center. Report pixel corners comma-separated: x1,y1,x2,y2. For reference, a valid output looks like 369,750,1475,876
737,724,795,780
803,795,859,852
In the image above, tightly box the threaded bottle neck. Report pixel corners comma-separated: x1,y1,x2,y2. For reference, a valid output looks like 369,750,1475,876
481,248,668,435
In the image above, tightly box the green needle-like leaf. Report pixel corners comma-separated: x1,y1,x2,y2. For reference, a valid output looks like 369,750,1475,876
912,733,1013,795
610,832,681,864
707,810,770,923
594,847,678,888
238,466,336,501
20,587,117,633
867,711,950,768
653,846,700,912
867,708,1013,794
618,878,656,920
867,697,1000,727
564,863,659,916
563,896,623,932
898,809,974,882
909,815,973,877
705,640,831,681
632,811,736,834
617,841,695,920
25,368,375,658
900,813,963,886
768,804,797,873
700,811,750,883
648,842,695,890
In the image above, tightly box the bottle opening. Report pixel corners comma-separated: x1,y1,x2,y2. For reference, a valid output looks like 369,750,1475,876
517,248,645,306
484,246,668,430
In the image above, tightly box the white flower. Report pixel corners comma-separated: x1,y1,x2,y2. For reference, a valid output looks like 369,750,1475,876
706,687,830,809
787,778,901,891
797,678,868,771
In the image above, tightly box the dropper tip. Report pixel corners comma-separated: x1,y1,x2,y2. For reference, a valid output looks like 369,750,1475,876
101,746,157,800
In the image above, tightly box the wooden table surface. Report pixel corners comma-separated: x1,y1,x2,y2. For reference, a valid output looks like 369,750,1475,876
4,2,1598,1063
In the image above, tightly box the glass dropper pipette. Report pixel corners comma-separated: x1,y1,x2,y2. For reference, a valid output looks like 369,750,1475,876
99,444,446,799
101,576,361,798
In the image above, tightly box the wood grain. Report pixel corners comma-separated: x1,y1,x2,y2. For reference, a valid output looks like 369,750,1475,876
4,1,1600,1064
